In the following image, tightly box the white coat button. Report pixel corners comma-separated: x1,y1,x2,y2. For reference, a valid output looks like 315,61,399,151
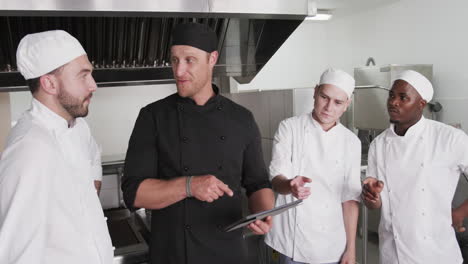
421,187,425,192
420,163,424,167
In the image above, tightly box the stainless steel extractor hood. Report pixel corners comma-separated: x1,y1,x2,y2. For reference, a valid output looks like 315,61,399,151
0,0,311,91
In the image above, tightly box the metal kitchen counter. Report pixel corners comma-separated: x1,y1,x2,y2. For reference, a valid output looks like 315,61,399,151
104,208,150,264
101,156,150,264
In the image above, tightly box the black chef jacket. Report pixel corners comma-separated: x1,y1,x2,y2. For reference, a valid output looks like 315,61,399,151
122,85,271,264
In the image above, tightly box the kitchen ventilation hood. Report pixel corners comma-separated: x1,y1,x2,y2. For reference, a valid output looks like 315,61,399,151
0,0,310,91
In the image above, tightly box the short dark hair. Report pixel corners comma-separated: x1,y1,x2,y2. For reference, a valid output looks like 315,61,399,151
25,66,64,94
26,77,40,94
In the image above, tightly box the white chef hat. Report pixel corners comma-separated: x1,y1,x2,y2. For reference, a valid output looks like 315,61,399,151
392,70,433,102
319,68,355,98
16,30,86,80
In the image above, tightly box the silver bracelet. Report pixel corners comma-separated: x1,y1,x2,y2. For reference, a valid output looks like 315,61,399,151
186,176,193,198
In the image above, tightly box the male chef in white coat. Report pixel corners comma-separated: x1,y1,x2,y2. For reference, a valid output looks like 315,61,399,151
362,70,468,264
0,30,113,263
265,68,362,264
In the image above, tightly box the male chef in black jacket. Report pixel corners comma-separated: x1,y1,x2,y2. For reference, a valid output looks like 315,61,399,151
122,22,275,264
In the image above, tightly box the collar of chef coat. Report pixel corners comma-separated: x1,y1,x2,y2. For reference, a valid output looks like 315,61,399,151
176,84,221,107
307,111,340,135
30,98,74,134
387,115,426,139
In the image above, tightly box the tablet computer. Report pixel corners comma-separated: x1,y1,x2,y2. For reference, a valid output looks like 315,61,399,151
224,199,303,232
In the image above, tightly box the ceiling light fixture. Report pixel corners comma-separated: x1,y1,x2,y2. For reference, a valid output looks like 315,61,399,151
305,13,332,21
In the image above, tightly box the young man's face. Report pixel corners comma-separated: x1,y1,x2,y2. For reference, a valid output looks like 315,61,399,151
313,84,350,126
170,45,217,98
55,55,97,118
387,80,425,124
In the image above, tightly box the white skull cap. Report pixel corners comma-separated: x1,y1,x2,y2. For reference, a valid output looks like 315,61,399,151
16,30,86,80
393,70,433,101
319,68,355,98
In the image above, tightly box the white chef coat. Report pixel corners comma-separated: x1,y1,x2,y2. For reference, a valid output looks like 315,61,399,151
0,99,113,264
366,116,465,264
265,113,362,264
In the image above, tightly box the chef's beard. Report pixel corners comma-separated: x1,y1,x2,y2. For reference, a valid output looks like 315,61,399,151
389,119,399,124
58,88,90,118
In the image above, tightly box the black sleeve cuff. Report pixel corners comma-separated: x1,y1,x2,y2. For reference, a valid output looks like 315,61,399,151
244,180,272,197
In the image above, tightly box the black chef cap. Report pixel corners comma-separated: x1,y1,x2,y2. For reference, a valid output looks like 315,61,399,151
171,23,218,53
